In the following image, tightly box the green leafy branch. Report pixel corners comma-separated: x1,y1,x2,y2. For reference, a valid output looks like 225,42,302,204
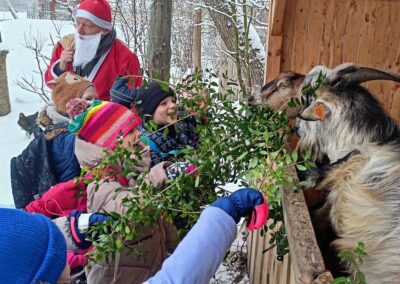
332,242,367,284
82,72,315,263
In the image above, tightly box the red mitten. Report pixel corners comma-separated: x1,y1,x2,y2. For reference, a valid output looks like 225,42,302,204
66,251,88,270
184,164,199,177
247,196,269,231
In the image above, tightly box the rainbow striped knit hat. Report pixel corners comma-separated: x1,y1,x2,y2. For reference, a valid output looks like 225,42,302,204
68,100,142,150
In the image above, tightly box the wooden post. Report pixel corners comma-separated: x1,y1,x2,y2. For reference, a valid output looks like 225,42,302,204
0,49,11,116
264,0,286,83
192,8,202,73
281,167,326,283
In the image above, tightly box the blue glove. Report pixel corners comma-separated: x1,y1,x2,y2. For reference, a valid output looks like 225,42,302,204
110,76,138,108
211,188,269,230
68,210,110,249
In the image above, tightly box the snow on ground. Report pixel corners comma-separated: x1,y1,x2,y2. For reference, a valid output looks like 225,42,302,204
211,224,249,284
0,11,27,20
0,18,74,207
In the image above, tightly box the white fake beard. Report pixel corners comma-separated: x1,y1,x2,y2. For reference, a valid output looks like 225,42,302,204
73,32,102,68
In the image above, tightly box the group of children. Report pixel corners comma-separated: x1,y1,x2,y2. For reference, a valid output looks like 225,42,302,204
5,69,229,282
2,0,269,281
6,59,269,284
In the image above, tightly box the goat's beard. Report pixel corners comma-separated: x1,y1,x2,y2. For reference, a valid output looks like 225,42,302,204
296,117,363,163
296,118,323,161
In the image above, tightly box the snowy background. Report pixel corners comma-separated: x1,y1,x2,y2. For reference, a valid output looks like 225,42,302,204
0,14,75,207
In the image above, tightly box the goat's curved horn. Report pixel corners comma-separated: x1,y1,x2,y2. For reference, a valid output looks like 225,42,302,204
342,67,400,85
327,63,400,86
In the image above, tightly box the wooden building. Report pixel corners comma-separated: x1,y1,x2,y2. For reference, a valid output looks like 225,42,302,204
247,0,400,283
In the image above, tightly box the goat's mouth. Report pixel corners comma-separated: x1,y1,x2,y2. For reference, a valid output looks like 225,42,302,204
296,113,319,122
247,96,259,105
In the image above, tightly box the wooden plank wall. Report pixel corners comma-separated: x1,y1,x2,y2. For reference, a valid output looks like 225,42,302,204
248,1,400,283
267,0,400,120
247,221,295,284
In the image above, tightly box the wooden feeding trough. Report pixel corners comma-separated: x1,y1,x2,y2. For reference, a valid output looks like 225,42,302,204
247,0,400,283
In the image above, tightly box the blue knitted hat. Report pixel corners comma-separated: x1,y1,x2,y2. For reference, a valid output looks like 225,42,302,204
0,208,67,283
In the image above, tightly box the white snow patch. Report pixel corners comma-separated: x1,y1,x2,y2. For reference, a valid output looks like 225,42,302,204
0,18,74,207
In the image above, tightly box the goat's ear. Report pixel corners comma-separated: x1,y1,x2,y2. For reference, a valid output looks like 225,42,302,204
300,102,330,121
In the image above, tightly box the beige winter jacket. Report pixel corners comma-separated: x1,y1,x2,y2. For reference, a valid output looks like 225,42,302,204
55,138,178,284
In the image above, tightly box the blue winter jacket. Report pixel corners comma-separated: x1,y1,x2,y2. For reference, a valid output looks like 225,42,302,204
48,133,80,182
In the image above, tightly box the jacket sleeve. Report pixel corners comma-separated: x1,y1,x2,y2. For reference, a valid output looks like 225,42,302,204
118,50,142,88
45,43,63,86
45,42,73,87
25,179,87,218
146,206,237,284
147,161,172,187
53,216,80,252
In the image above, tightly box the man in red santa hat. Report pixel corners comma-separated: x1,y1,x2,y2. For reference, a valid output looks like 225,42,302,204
45,0,142,101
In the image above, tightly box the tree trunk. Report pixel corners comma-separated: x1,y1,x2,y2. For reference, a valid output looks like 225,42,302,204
0,50,11,116
6,0,18,19
147,0,172,81
203,0,265,91
50,0,56,20
192,9,202,73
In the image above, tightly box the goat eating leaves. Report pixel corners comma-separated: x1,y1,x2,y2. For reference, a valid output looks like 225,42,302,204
248,72,305,119
297,63,400,283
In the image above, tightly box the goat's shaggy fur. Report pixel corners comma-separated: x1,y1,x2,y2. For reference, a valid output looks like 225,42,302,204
297,63,400,283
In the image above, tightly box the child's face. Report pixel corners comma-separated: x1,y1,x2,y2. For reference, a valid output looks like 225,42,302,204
121,128,142,151
153,96,177,125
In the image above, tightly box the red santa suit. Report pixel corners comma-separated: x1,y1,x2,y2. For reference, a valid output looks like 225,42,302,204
45,37,142,101
45,0,142,101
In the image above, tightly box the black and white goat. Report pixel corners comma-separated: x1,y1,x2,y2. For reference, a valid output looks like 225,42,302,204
296,63,400,283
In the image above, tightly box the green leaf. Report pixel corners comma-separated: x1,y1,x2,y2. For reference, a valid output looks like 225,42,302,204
296,164,307,171
159,82,170,92
292,150,298,163
332,277,352,284
115,238,123,250
270,151,279,160
236,152,247,162
285,153,292,164
180,207,188,218
249,157,258,168
287,98,297,107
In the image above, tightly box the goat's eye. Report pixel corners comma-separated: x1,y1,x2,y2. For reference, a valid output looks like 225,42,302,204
278,84,287,89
